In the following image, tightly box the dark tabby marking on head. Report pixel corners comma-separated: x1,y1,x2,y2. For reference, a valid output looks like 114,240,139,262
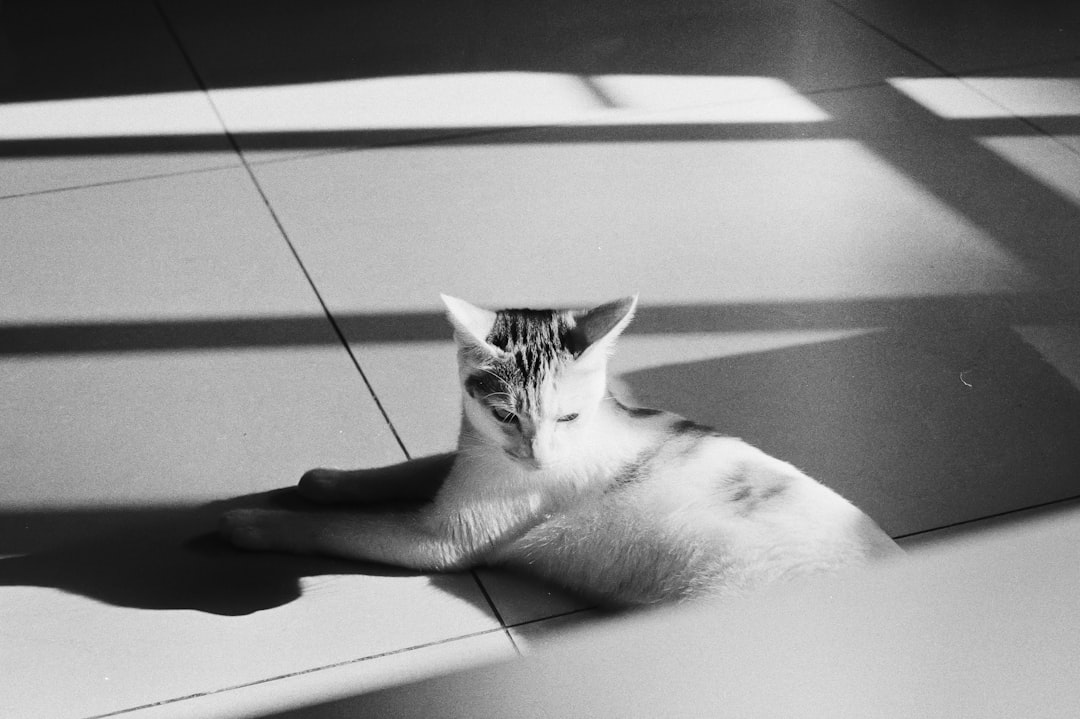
464,372,505,401
460,309,582,415
487,309,574,380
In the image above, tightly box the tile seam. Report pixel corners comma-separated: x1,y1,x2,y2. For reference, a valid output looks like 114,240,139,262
0,161,241,201
152,0,412,458
80,625,517,719
894,493,1080,541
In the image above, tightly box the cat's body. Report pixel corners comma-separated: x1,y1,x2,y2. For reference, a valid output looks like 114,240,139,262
221,295,901,606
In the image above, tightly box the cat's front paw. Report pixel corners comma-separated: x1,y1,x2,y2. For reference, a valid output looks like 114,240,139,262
219,509,273,550
297,468,341,502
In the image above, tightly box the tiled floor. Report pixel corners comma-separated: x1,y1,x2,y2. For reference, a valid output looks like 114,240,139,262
1,1,1078,717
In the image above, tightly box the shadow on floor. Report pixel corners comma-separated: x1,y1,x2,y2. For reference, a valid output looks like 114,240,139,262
2,292,1075,355
0,489,480,616
618,324,1080,538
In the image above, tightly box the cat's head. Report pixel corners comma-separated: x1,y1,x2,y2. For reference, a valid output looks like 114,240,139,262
442,294,637,470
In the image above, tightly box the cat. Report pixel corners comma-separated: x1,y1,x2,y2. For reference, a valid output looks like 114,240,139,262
220,294,902,606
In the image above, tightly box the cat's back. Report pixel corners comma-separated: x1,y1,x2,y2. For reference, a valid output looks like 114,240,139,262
603,405,902,576
498,404,900,605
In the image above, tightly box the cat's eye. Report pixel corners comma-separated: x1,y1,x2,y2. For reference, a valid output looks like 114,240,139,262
557,413,579,423
491,407,518,424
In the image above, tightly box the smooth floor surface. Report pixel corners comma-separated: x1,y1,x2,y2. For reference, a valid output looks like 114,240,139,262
1,1,1079,718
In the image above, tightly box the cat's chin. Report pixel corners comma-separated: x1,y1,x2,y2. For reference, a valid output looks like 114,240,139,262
504,452,543,471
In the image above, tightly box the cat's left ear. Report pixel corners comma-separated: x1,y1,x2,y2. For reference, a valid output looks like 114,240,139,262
441,294,502,356
570,294,638,361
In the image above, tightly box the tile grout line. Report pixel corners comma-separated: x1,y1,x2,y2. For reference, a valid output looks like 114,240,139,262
824,4,1080,204
151,0,522,686
577,75,622,109
825,0,953,78
81,625,520,719
951,82,1080,162
85,606,597,719
152,0,412,459
469,570,523,657
242,127,525,169
894,493,1080,541
829,0,1080,98
152,2,521,642
1,66,1067,202
0,161,245,202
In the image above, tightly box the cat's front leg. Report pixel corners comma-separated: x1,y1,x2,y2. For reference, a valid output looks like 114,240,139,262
218,506,472,571
298,452,457,504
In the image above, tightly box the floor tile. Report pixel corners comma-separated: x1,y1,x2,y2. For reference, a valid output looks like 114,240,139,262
162,0,932,92
0,351,499,718
1,168,314,324
981,132,1080,187
206,74,835,165
898,496,1080,553
249,91,1043,316
283,501,1080,718
0,166,409,505
964,70,1080,123
246,80,1076,543
0,569,501,719
833,0,1080,73
621,326,1080,538
508,610,605,655
0,164,500,718
161,0,933,162
115,631,515,719
1014,325,1080,391
0,347,402,508
963,61,1080,157
345,341,460,458
889,64,1080,161
7,4,1079,715
889,70,1080,284
476,569,594,627
0,0,237,196
0,167,410,506
808,83,1080,288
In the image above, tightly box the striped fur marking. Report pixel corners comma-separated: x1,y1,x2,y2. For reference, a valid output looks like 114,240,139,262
467,309,577,414
609,439,668,491
730,481,789,517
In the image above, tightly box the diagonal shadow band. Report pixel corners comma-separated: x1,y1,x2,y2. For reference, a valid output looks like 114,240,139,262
1,292,1075,356
2,116,1080,158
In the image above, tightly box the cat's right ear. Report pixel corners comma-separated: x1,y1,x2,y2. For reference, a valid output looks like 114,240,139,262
441,294,502,356
569,294,638,361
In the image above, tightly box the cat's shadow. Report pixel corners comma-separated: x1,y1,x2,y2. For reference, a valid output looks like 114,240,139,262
618,325,1080,538
0,490,477,616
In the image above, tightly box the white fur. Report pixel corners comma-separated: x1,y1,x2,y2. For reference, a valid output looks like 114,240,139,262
221,296,901,607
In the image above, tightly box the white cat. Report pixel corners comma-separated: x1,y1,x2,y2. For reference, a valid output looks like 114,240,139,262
221,295,901,605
